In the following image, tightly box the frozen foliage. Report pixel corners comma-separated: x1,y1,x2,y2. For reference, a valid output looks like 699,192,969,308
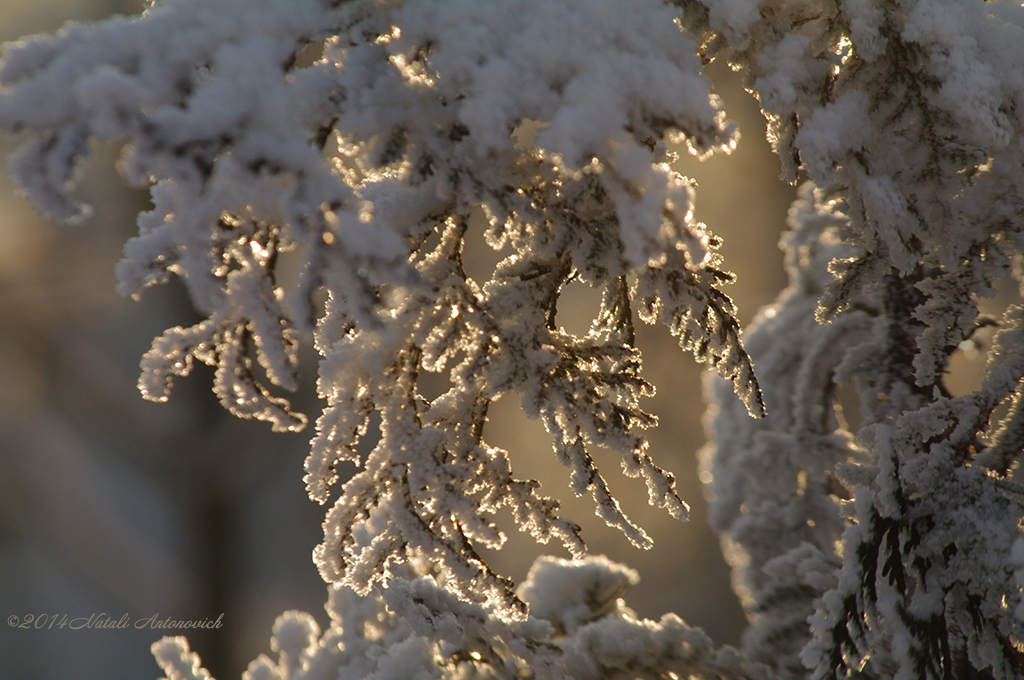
5,0,1024,678
153,555,766,680
1,0,758,616
687,0,1024,676
701,185,860,677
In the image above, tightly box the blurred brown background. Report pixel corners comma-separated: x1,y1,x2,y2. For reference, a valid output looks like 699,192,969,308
0,3,794,678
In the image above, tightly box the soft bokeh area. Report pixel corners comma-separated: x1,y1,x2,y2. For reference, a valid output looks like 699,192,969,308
0,3,795,679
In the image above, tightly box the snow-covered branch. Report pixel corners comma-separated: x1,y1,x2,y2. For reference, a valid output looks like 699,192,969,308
5,0,1024,678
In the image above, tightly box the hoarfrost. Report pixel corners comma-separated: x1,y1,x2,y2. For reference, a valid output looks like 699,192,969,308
5,0,1024,678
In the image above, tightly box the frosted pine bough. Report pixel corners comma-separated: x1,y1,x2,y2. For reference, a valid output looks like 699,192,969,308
4,0,1024,678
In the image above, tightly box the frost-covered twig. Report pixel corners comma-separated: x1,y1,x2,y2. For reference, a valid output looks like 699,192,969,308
7,0,1024,678
696,0,1024,676
153,556,768,680
0,0,762,625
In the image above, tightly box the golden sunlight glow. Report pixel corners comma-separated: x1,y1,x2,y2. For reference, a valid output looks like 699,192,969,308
835,36,852,75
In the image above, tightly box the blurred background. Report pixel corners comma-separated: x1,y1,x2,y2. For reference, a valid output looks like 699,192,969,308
0,3,796,678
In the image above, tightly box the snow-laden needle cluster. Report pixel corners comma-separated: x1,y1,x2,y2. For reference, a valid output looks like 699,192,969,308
6,0,1024,678
1,0,761,673
153,555,763,680
691,0,1024,677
